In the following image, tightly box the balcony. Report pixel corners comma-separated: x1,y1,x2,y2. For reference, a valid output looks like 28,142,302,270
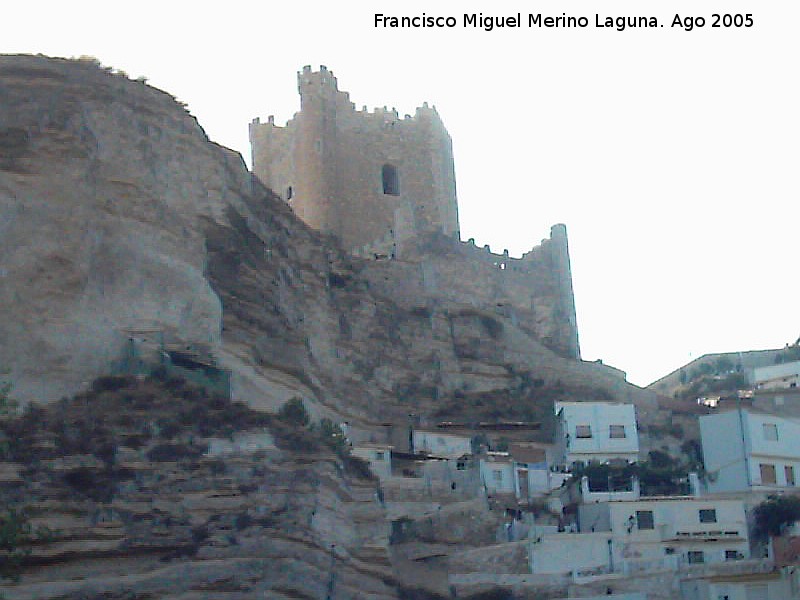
660,523,745,542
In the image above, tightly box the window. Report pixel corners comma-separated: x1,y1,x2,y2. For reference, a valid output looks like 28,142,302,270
687,550,705,564
575,425,592,438
725,550,741,561
664,547,675,555
786,465,796,486
382,164,399,195
760,463,777,485
636,510,655,530
609,425,626,439
286,185,293,200
763,423,779,441
493,470,503,482
375,451,385,461
699,509,717,524
456,461,466,471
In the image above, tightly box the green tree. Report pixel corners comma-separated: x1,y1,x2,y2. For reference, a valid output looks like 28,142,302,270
319,418,346,455
753,495,800,538
0,378,18,459
0,508,51,582
277,397,310,427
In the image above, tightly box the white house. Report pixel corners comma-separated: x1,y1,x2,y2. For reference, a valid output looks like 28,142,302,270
480,444,558,499
700,409,800,493
681,569,798,600
351,443,393,479
578,497,750,569
412,429,472,459
555,402,639,467
751,360,800,391
480,453,516,495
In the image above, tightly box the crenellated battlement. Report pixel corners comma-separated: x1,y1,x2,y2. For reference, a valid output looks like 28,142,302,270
251,65,459,251
249,67,579,360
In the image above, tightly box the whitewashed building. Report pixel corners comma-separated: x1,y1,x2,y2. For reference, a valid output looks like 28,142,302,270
480,444,558,499
412,429,472,459
700,409,800,493
579,497,750,569
532,497,749,579
681,569,799,600
751,360,800,391
555,402,640,467
480,453,516,495
351,443,393,479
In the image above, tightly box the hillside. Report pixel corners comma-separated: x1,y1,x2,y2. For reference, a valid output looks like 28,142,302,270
0,55,678,598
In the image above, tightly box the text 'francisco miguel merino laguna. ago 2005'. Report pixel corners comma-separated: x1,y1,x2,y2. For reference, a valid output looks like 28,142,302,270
374,13,755,32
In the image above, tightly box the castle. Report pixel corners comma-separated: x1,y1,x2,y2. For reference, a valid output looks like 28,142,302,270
250,65,581,360
250,65,459,257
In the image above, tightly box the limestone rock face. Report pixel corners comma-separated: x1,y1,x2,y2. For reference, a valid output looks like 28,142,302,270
0,55,677,598
0,54,666,434
0,56,250,399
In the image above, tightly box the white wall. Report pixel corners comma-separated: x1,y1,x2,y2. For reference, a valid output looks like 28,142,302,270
530,532,613,575
556,402,639,465
480,459,515,494
351,445,392,479
701,409,800,493
413,430,472,458
606,498,749,566
682,575,792,600
753,360,800,388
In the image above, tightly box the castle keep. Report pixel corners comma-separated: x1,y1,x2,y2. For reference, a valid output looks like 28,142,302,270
251,66,581,360
250,65,459,256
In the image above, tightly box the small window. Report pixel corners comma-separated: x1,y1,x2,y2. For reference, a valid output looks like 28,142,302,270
636,510,655,530
786,465,795,486
382,164,399,196
687,550,705,564
493,470,503,482
699,509,717,523
725,550,741,561
609,425,626,439
575,425,592,439
457,461,466,471
375,451,385,461
763,423,779,441
760,463,777,485
664,547,675,555
286,185,293,200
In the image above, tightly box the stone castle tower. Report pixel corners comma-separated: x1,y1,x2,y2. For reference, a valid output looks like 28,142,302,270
250,66,580,360
250,65,460,255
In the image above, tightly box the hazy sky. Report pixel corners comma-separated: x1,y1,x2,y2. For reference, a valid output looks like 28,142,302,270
4,1,797,386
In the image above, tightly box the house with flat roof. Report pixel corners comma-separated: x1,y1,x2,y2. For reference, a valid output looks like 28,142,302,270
555,402,639,468
700,408,800,493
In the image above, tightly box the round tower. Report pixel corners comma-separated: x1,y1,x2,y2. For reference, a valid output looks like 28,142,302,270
292,65,340,233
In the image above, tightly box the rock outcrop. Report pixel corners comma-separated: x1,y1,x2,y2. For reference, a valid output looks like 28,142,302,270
0,55,676,598
0,55,661,430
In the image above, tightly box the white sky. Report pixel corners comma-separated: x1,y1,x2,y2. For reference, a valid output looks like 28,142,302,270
4,1,798,386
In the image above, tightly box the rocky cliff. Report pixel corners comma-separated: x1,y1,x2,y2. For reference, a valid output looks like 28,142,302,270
0,55,672,598
0,55,661,427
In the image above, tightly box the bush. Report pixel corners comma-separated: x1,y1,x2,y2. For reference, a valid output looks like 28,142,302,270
146,443,205,462
277,397,310,427
91,375,134,393
319,418,346,455
0,509,35,581
754,495,800,538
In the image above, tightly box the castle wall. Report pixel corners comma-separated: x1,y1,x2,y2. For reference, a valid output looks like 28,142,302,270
250,66,459,253
360,226,581,360
250,67,582,364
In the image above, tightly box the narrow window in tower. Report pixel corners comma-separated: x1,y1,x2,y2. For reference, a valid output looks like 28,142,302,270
382,164,399,196
286,186,293,200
